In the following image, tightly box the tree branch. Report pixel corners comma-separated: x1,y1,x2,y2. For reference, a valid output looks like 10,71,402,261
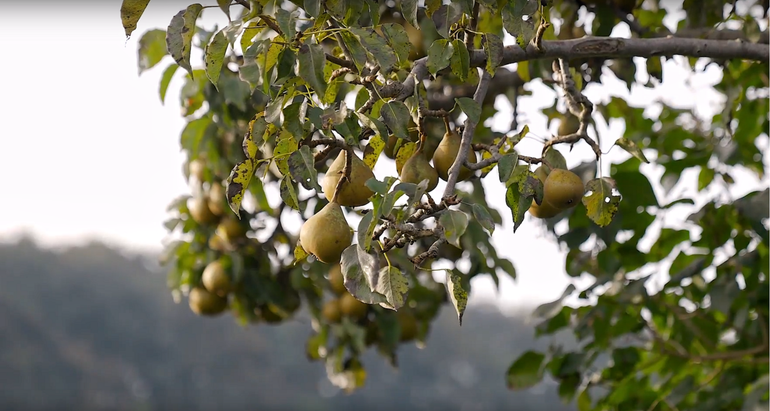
442,69,492,199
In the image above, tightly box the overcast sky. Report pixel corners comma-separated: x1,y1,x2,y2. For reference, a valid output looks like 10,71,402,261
0,1,766,312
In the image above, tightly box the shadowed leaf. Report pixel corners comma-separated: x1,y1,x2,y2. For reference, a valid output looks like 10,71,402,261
166,4,203,78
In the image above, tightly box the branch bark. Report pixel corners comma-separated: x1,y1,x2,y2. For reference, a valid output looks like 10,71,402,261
442,69,492,199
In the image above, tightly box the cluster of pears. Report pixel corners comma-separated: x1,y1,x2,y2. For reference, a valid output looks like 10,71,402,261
187,181,250,252
528,149,586,219
398,128,478,191
321,264,418,343
188,259,231,316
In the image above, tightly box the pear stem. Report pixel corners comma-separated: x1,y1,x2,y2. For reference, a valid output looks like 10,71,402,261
442,68,491,200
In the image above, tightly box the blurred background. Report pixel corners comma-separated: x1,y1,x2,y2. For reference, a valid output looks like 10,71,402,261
0,1,766,410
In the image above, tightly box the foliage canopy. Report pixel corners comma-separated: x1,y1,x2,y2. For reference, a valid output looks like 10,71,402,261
124,0,769,408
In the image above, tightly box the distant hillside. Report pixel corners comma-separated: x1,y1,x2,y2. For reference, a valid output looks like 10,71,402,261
0,238,575,411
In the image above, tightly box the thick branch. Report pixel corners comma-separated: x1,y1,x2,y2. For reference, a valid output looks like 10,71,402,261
442,69,492,199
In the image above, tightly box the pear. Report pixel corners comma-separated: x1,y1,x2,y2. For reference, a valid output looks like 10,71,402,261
188,287,228,316
558,115,581,136
202,260,231,296
432,130,477,181
528,198,563,219
399,148,439,191
299,202,353,264
543,169,585,210
534,165,550,183
321,150,375,207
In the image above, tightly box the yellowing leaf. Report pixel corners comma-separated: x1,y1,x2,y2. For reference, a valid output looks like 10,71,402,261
204,28,229,89
166,4,203,78
292,242,309,265
363,134,385,170
280,175,300,210
375,266,409,310
243,115,266,159
614,137,650,163
395,141,417,174
226,158,255,216
582,177,621,227
445,270,468,325
121,0,151,38
273,130,298,176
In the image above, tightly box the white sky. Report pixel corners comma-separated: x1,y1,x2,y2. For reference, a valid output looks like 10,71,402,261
0,1,767,313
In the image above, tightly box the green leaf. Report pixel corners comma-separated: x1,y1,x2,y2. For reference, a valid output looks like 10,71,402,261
159,63,179,104
279,175,300,210
431,3,462,38
505,182,530,232
698,166,715,191
614,137,649,163
444,270,468,325
297,43,327,96
350,27,397,73
243,115,266,159
138,29,168,75
543,147,568,171
239,39,264,91
216,0,232,19
180,115,213,155
226,159,255,216
338,31,368,73
380,101,411,140
455,97,481,124
497,153,519,183
304,0,321,17
400,0,419,28
426,39,454,76
582,177,621,227
165,4,203,78
340,246,389,305
440,210,469,248
471,203,496,235
381,23,411,68
273,130,298,177
506,350,545,390
288,145,321,192
121,0,151,38
204,28,229,89
450,39,470,81
484,34,504,76
502,0,538,49
375,266,409,310
275,8,297,41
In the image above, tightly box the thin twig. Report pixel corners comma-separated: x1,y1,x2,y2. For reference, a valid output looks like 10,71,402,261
464,2,480,49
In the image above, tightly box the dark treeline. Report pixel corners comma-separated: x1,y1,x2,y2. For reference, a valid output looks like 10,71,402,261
0,238,575,411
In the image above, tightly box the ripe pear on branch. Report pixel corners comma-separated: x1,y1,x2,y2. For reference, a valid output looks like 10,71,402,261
321,149,375,207
399,134,439,192
433,119,477,182
299,201,353,264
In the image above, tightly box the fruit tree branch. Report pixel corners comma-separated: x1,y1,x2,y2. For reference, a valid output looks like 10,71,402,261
442,69,492,199
399,35,768,101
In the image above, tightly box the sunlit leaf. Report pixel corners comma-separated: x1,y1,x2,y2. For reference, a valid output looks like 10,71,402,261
444,270,468,325
395,141,417,174
293,242,309,264
121,0,151,38
166,4,203,78
226,159,255,216
274,130,299,176
582,177,621,227
362,134,386,170
614,137,649,163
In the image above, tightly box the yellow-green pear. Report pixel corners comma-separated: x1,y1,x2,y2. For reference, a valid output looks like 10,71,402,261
299,202,353,264
400,149,439,191
543,169,585,209
432,130,477,181
321,150,375,207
